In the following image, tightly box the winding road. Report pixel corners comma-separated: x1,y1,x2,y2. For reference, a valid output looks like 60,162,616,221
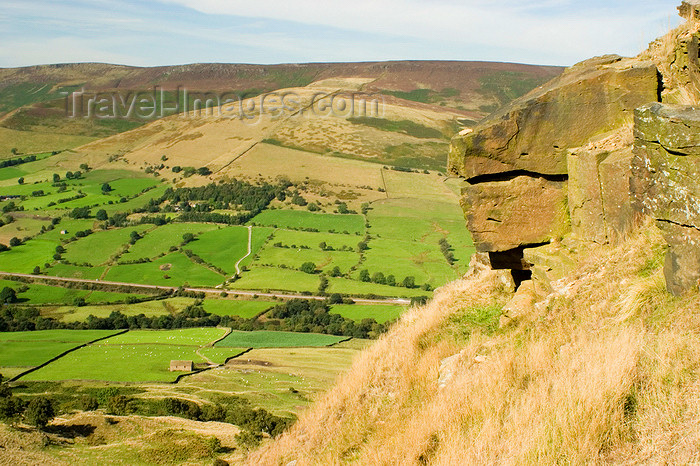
233,225,253,276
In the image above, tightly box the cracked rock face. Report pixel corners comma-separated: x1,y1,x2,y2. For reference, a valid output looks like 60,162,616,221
632,103,700,294
449,55,660,258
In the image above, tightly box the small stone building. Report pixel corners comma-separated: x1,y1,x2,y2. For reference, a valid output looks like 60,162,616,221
169,360,193,372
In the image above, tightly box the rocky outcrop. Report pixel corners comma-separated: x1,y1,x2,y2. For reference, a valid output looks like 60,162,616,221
679,0,700,20
449,56,660,180
449,55,660,286
449,3,700,297
632,103,700,294
460,174,568,252
567,147,635,243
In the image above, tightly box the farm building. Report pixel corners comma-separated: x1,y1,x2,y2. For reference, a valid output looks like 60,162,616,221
169,360,193,372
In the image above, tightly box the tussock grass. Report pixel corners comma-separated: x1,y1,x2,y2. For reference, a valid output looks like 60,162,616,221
247,223,700,464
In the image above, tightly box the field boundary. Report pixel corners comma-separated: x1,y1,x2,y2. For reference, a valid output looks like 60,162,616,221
172,347,251,384
8,329,128,382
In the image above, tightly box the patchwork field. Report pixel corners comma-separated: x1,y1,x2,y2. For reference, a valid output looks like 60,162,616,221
20,328,235,383
0,329,121,375
216,330,347,348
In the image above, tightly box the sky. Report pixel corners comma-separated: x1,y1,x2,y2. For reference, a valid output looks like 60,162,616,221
0,0,684,68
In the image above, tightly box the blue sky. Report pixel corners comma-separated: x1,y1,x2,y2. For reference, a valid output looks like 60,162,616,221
0,0,683,68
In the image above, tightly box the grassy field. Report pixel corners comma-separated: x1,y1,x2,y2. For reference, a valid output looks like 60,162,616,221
250,210,365,234
46,297,196,322
63,226,150,265
0,217,50,245
21,328,233,382
231,266,320,293
255,245,359,274
185,226,258,274
104,252,224,287
0,238,57,273
99,327,226,346
0,280,139,305
202,299,275,318
216,330,347,348
329,304,405,324
125,223,219,260
0,329,120,368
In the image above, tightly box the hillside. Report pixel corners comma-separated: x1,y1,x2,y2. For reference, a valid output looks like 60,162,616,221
0,61,562,156
246,3,700,464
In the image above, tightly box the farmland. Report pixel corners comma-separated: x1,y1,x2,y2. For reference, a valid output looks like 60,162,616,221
216,330,348,348
0,329,121,374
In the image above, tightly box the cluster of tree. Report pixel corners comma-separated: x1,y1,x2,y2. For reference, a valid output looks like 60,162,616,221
69,206,91,219
439,237,455,265
161,179,289,214
260,299,388,339
171,166,211,177
0,154,37,169
64,170,82,180
358,269,420,289
0,374,55,429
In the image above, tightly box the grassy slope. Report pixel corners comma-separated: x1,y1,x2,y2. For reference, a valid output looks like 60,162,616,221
248,225,700,464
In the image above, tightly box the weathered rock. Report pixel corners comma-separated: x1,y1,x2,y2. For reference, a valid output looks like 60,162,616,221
568,147,635,243
567,150,607,243
632,103,700,294
449,56,660,179
632,104,700,228
599,147,636,239
523,243,576,293
658,221,700,295
679,0,700,20
499,279,536,327
460,175,569,252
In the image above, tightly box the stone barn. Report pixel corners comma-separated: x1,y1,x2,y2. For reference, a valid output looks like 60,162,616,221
169,360,193,372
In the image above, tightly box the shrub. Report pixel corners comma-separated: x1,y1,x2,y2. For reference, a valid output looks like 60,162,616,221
24,397,55,429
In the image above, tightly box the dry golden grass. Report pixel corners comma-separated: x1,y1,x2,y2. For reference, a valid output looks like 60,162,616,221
247,222,700,465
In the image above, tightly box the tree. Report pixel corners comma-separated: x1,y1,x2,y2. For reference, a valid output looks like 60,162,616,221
328,293,343,304
359,269,371,282
9,237,21,247
330,266,341,277
96,209,108,221
73,297,86,307
319,241,327,250
337,202,349,214
402,276,416,288
129,231,141,244
17,177,23,185
300,262,316,274
197,167,212,176
101,183,113,193
69,206,91,219
32,266,40,275
386,274,396,286
24,397,55,429
182,233,195,244
372,272,386,284
79,163,90,171
65,171,74,179
10,148,17,155
52,173,60,183
0,287,17,304
357,240,368,252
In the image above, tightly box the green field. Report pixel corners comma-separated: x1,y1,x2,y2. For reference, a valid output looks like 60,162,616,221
185,226,255,273
0,329,121,368
125,223,219,260
99,327,226,346
330,304,405,324
202,299,274,318
63,226,150,265
232,266,320,293
21,328,236,382
250,210,365,234
216,330,347,348
104,252,224,287
46,297,196,322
